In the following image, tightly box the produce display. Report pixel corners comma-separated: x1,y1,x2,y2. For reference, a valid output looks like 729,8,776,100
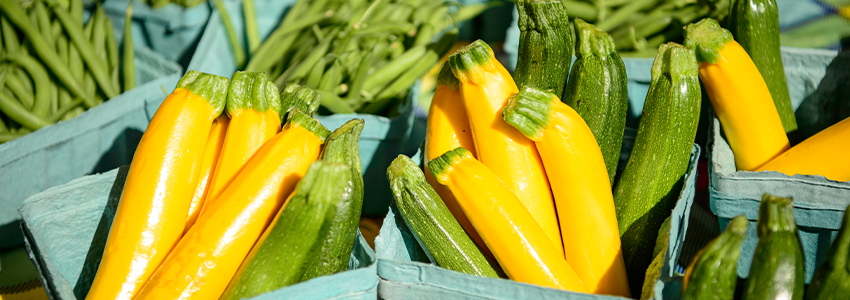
83,70,365,299
0,0,135,143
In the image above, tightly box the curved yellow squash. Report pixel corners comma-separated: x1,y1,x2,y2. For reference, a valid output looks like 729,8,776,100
503,87,630,297
684,19,789,171
429,148,586,292
757,116,850,181
447,40,562,254
185,114,230,232
134,111,328,300
85,71,228,300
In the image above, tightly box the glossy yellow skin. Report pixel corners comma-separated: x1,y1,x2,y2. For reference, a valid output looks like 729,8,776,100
85,88,219,300
533,100,630,297
700,41,789,171
757,116,850,181
185,115,230,232
424,84,489,256
201,109,281,215
134,124,324,300
435,151,586,292
457,57,562,254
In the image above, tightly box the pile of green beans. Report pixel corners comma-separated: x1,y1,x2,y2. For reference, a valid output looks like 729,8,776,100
563,0,730,57
0,0,135,143
218,0,494,116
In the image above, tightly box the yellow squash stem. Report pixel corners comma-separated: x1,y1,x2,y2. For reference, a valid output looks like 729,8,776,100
757,116,850,181
185,114,230,232
423,63,489,257
429,148,586,292
447,40,562,254
201,71,282,215
85,71,229,300
134,110,329,300
503,86,631,297
684,18,789,171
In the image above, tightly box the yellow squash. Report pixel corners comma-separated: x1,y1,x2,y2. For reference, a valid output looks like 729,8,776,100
429,147,586,292
684,18,789,171
85,71,229,300
423,63,488,255
134,110,329,300
503,86,630,297
447,40,562,254
757,116,850,181
201,71,282,214
185,114,230,232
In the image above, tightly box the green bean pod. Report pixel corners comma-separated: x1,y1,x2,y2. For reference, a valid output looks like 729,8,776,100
123,4,134,91
5,52,51,118
361,45,426,93
0,89,49,130
5,73,34,108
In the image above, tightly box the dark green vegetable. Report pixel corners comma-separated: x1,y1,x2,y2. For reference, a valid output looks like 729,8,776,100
123,4,135,91
212,0,245,68
742,194,805,300
729,0,797,141
806,205,850,300
562,18,628,187
513,0,572,97
613,42,701,296
681,215,748,300
244,0,260,53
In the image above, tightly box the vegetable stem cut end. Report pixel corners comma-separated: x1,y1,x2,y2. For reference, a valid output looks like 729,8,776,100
502,86,556,141
176,70,230,114
436,63,459,90
280,82,321,120
757,193,797,236
651,42,699,81
226,71,282,115
427,147,473,185
388,155,426,184
683,18,733,64
285,109,331,142
447,40,495,85
575,18,616,58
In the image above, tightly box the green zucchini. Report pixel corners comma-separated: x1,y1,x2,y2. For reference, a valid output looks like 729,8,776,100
806,205,850,300
742,194,805,300
641,216,671,300
513,0,572,96
220,161,353,300
729,0,797,141
562,18,629,186
613,42,701,296
682,215,749,300
387,155,500,278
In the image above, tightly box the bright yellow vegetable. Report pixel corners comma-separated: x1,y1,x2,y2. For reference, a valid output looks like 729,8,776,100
684,18,789,171
503,86,630,297
429,147,586,292
447,40,562,254
185,114,230,232
757,116,850,181
423,63,488,256
134,110,329,300
85,71,229,300
201,71,282,214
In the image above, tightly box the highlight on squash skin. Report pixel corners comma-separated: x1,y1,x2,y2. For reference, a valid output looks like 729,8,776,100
85,71,229,300
448,40,563,255
429,147,586,293
134,110,328,300
756,116,850,182
684,18,789,171
503,87,630,297
201,71,283,215
185,114,230,232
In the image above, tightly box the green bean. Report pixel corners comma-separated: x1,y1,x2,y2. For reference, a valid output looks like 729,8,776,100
0,64,8,133
561,0,597,22
1,17,19,53
0,89,49,130
414,5,448,47
387,39,405,60
51,17,61,38
5,52,51,117
355,21,416,37
123,4,134,91
34,1,55,50
48,96,83,122
342,50,361,75
45,0,116,100
318,57,343,91
244,11,331,71
361,45,426,93
0,133,25,142
212,0,245,68
317,90,353,114
70,0,81,22
243,0,259,53
5,74,34,108
50,81,58,114
311,25,325,40
90,5,106,60
151,0,170,9
104,13,119,92
0,117,7,134
305,55,333,88
596,0,658,31
276,27,340,86
345,46,374,101
282,31,317,70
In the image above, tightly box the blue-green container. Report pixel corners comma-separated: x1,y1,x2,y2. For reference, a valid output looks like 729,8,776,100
186,0,418,215
0,46,181,249
708,46,850,284
103,0,211,65
374,136,701,300
18,166,377,300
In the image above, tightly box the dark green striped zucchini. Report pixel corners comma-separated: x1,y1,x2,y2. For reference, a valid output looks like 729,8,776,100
220,161,354,300
563,18,628,186
742,194,805,300
729,0,797,140
513,0,572,96
613,42,701,296
387,155,499,278
682,215,749,300
807,204,850,300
